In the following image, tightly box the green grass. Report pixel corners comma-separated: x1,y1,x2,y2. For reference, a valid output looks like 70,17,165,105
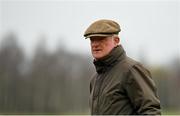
162,109,180,115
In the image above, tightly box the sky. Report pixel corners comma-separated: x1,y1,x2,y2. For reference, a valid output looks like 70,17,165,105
0,0,179,65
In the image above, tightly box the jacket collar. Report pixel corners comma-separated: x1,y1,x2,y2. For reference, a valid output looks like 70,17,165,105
93,45,126,74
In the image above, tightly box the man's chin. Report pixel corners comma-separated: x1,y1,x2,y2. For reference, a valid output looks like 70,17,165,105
93,54,105,60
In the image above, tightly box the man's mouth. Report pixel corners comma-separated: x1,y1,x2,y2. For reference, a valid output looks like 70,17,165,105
93,49,102,52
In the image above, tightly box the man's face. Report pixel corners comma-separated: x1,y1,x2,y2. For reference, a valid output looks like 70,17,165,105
90,36,119,60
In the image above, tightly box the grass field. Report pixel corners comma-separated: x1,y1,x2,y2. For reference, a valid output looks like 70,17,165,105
162,109,180,115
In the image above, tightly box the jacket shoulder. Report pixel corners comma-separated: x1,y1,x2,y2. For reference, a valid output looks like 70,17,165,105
116,56,151,81
117,56,139,73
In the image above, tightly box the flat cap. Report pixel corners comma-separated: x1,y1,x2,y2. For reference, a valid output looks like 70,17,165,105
84,19,121,39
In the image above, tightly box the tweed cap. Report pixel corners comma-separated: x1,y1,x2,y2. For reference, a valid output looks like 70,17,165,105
84,19,121,39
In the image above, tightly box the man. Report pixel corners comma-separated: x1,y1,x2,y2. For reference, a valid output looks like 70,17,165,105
84,19,161,115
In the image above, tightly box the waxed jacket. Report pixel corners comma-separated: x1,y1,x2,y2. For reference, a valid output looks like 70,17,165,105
89,45,161,115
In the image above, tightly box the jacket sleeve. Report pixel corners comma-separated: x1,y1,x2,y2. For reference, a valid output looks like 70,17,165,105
90,73,97,93
124,64,161,115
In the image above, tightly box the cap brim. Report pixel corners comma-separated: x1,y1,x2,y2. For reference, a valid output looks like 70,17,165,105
85,34,113,39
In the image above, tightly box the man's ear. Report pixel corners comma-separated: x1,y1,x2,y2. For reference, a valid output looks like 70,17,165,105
114,36,120,45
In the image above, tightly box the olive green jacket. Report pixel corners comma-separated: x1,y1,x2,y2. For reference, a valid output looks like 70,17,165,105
89,45,161,115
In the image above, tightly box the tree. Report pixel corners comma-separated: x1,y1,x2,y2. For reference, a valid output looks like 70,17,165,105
0,32,24,113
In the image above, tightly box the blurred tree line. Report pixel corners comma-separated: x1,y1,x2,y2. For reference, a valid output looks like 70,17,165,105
151,58,180,113
0,32,179,114
0,32,94,114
